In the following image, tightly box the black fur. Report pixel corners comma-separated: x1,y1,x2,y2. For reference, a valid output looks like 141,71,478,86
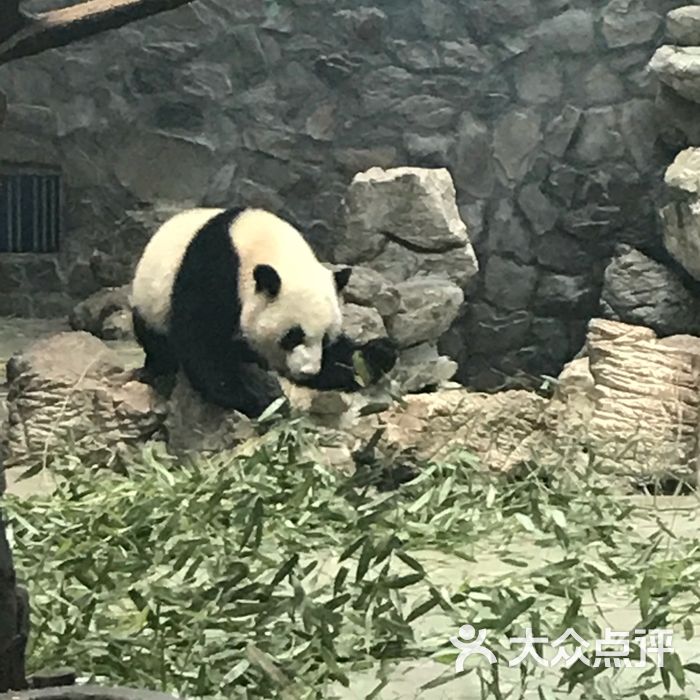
132,307,178,382
134,207,397,418
254,264,281,298
334,267,352,293
296,336,398,392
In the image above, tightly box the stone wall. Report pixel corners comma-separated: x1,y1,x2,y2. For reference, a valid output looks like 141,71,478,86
0,0,697,389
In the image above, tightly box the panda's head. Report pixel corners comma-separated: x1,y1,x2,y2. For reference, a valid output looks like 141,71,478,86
241,261,352,382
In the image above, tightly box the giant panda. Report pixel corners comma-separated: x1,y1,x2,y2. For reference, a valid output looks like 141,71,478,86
130,206,398,418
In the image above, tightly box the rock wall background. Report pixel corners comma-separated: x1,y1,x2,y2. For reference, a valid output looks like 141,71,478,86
0,0,698,390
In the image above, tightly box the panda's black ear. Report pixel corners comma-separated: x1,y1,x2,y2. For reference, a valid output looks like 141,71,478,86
334,267,352,293
254,264,281,298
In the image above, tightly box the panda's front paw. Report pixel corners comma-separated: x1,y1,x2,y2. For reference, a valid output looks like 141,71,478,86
360,337,399,379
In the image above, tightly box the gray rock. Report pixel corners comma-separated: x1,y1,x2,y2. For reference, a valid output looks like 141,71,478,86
467,303,532,353
661,148,700,281
544,106,582,158
601,0,661,48
369,240,479,288
338,166,472,261
467,0,537,30
404,133,453,166
667,6,700,46
649,46,700,105
518,184,559,235
397,95,456,130
583,63,625,105
3,104,56,136
360,66,414,112
335,265,401,318
392,41,441,71
420,0,459,38
454,114,495,199
619,99,657,170
394,343,458,393
305,102,336,141
534,273,597,316
102,310,134,341
335,7,387,47
341,303,387,344
535,231,596,275
388,277,464,348
574,107,625,164
513,57,563,104
493,109,542,181
336,146,399,174
655,84,700,148
529,9,595,54
242,127,295,161
440,40,493,73
600,246,700,336
487,199,533,263
3,333,166,472
483,257,538,312
114,133,213,203
68,286,132,339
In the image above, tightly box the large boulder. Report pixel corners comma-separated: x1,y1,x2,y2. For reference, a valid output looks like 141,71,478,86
387,277,464,348
352,386,555,472
600,246,700,336
667,6,700,46
649,46,700,105
585,319,700,478
335,264,401,318
333,167,474,392
661,148,700,282
2,333,166,473
335,166,479,288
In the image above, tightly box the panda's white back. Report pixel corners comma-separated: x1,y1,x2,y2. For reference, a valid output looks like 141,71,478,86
131,207,340,341
131,208,225,332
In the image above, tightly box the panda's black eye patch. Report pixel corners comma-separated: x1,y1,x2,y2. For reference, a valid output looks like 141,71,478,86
280,326,305,351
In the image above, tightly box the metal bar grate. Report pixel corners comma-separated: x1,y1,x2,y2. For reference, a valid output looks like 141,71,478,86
0,172,61,253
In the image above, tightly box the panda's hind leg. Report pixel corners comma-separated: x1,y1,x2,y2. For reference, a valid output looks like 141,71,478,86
178,339,285,418
131,308,178,386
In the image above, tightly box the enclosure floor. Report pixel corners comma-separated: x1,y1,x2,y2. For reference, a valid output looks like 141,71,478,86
2,319,700,699
335,495,700,699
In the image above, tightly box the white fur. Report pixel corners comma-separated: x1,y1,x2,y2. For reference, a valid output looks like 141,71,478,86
131,207,343,380
131,208,224,332
232,209,342,378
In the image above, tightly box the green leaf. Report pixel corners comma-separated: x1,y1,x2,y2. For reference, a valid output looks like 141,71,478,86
355,538,374,583
515,513,536,533
683,618,694,641
666,652,686,690
269,554,300,589
406,596,439,623
239,496,264,551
